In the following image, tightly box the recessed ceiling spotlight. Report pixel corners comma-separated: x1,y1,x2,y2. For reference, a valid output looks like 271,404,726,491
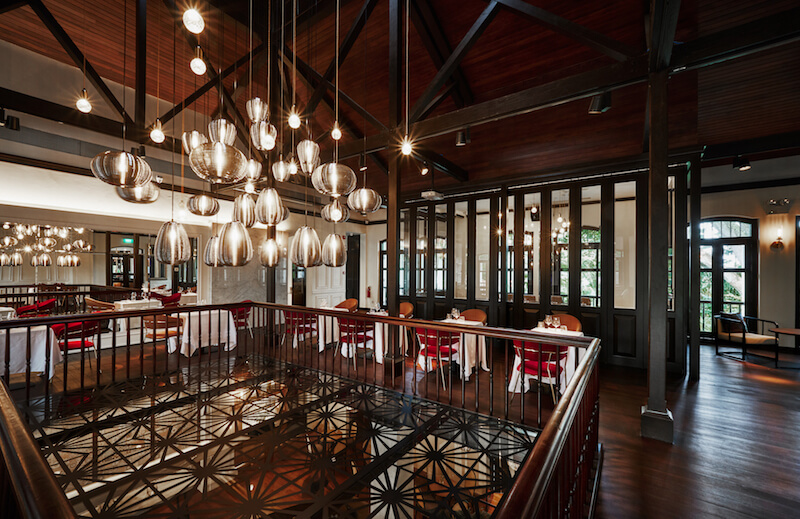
182,8,204,34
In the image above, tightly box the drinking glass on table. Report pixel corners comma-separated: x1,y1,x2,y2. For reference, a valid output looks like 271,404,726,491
452,308,460,320
544,314,552,327
553,316,561,328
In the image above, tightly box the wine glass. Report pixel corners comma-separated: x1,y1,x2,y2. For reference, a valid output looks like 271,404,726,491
544,314,552,328
553,316,561,329
452,308,460,320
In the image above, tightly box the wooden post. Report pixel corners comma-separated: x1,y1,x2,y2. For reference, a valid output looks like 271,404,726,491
689,154,702,380
641,69,674,442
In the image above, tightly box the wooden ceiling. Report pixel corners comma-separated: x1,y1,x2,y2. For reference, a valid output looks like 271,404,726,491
1,0,799,199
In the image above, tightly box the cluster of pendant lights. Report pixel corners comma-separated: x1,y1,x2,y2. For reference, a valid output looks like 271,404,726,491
0,223,89,268
89,1,383,273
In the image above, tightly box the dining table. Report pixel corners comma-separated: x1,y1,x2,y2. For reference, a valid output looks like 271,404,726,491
372,312,410,364
0,325,62,379
416,318,490,381
0,307,16,320
114,299,163,334
507,326,584,394
169,309,237,357
314,307,349,351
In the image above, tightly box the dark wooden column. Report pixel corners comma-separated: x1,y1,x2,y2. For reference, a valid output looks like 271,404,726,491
689,154,702,380
641,69,674,442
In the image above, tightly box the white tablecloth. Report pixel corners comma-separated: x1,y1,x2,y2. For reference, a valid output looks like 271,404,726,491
417,318,489,381
179,293,198,305
0,307,16,320
114,299,162,333
0,326,62,379
373,316,410,365
169,310,237,357
314,307,348,351
508,327,584,394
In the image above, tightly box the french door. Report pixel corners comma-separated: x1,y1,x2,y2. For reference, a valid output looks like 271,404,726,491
698,218,758,335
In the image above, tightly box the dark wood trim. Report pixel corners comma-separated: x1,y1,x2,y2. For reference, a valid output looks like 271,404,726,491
540,187,552,317
671,164,688,375
702,131,800,162
649,0,682,71
489,0,638,62
467,198,476,303
499,188,508,327
409,1,500,123
568,186,581,317
409,205,417,304
446,199,455,306
600,182,614,363
689,155,701,380
489,195,499,323
425,202,435,315
0,1,26,15
513,192,524,327
413,148,468,182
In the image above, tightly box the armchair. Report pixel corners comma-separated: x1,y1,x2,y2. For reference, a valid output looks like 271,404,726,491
714,313,779,367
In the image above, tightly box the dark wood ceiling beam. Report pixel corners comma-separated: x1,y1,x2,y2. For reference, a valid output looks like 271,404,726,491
28,0,134,128
409,1,499,123
702,131,800,161
0,1,26,15
414,148,468,182
303,0,380,119
487,0,639,61
416,82,458,121
410,0,473,109
160,43,266,125
649,0,682,71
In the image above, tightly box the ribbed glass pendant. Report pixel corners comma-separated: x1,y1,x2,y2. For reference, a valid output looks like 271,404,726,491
0,253,11,266
182,130,208,154
10,253,23,266
296,139,320,174
259,236,280,267
31,253,52,267
189,142,248,184
245,159,262,182
272,155,291,182
348,187,382,214
321,198,350,223
56,255,67,267
38,237,57,249
256,188,288,226
155,220,191,265
290,226,322,267
321,233,347,267
68,254,81,267
311,162,357,197
116,181,160,203
246,97,269,122
251,121,277,151
203,235,221,267
208,118,237,145
218,221,253,266
90,150,153,187
187,194,220,216
233,194,257,228
0,236,17,248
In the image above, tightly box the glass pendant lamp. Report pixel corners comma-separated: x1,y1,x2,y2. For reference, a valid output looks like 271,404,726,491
182,130,208,154
1,236,17,248
218,221,253,266
10,253,23,266
56,255,67,267
348,186,382,214
251,121,277,151
321,233,347,267
208,118,237,145
203,235,221,267
246,97,269,122
311,162,357,198
117,181,160,203
259,236,280,267
321,198,350,223
296,139,320,174
189,142,248,184
272,156,291,182
69,254,81,267
233,194,257,228
155,221,191,265
187,194,220,216
290,226,322,267
0,253,11,266
256,188,288,225
91,150,153,187
245,159,262,182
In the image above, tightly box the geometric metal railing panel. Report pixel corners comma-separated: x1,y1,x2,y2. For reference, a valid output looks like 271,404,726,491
17,355,538,518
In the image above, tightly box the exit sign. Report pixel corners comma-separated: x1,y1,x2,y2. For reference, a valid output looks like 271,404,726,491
122,238,133,244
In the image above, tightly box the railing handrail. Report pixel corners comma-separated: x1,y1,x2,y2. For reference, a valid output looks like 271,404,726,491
0,382,76,519
494,337,601,519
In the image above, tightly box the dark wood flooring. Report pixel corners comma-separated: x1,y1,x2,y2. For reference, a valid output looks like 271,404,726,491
596,344,800,519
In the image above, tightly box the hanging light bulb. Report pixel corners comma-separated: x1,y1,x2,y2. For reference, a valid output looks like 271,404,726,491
189,142,247,184
259,236,280,267
245,159,262,182
290,226,322,267
287,156,299,175
311,162,357,198
203,235,221,267
150,119,165,143
190,46,207,75
256,187,288,226
250,121,277,151
296,139,320,174
233,194,257,228
246,97,269,122
117,182,161,203
272,155,291,182
288,105,301,129
321,198,350,223
331,122,342,141
321,233,347,267
218,221,253,266
348,187,382,214
91,150,152,187
182,8,204,34
187,194,220,216
245,182,256,194
154,220,191,265
38,237,57,249
76,88,92,113
401,135,413,156
182,130,208,154
56,255,67,267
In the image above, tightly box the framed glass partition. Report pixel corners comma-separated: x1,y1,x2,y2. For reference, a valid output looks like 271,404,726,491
551,189,569,306
614,181,636,309
581,185,601,307
434,204,447,297
523,193,541,304
399,209,409,297
506,196,515,302
475,199,491,301
454,201,468,299
416,207,428,297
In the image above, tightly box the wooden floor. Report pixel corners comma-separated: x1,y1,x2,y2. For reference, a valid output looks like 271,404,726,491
596,344,800,519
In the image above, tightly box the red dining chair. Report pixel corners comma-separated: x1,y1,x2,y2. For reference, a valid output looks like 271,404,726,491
415,327,460,389
160,293,182,308
17,297,58,318
511,340,569,403
52,320,102,371
337,316,375,369
231,301,254,338
283,310,317,348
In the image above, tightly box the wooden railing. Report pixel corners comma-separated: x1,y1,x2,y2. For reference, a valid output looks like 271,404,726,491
0,301,601,518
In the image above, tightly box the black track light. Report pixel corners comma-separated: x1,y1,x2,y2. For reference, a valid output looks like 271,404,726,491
588,91,611,114
733,155,751,172
456,127,470,147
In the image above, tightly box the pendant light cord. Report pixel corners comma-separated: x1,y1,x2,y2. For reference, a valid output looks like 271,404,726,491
266,0,271,117
404,0,409,138
334,0,339,163
248,0,253,161
171,16,176,221
362,2,368,186
292,0,297,110
280,0,285,154
121,0,127,150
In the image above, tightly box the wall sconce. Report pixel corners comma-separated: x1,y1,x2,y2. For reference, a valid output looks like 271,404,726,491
771,227,784,250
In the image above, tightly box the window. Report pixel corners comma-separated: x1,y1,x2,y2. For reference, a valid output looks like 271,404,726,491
454,201,468,299
416,207,428,296
434,204,447,297
475,198,491,300
551,189,569,305
581,185,601,307
614,181,636,309
523,193,541,304
399,209,409,296
379,240,388,307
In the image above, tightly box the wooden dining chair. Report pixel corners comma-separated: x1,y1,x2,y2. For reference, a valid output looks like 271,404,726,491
552,313,582,332
460,309,487,325
415,328,460,389
398,302,414,354
85,296,115,312
335,299,358,312
142,315,183,341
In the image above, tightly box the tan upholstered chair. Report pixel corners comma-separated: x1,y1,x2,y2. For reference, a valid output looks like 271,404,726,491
552,313,582,332
461,309,487,325
143,315,182,340
335,299,358,312
85,297,115,312
399,302,414,318
714,313,779,367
